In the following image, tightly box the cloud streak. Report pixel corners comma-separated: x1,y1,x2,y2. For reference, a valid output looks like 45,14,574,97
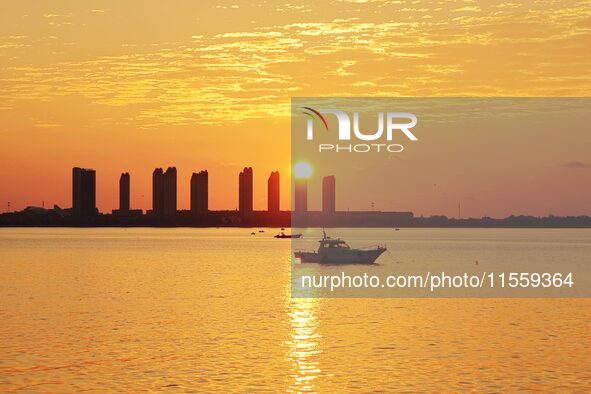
564,161,591,169
0,1,590,128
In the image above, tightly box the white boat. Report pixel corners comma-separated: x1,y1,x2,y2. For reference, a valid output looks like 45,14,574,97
294,231,386,264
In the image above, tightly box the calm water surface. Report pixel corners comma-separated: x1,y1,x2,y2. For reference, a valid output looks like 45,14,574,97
0,228,589,392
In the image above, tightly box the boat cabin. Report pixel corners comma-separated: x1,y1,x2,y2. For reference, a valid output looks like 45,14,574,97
319,237,350,250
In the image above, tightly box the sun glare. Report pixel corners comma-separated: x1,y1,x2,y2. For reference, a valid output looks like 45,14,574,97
293,162,313,179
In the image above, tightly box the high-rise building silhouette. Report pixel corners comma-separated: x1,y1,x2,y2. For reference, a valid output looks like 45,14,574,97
152,167,177,216
152,168,164,214
322,175,336,214
239,167,253,213
267,171,280,213
191,170,208,214
294,178,308,213
165,167,177,215
72,167,96,216
119,172,130,211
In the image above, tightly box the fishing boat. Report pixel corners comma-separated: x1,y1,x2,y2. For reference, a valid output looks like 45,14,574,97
274,232,303,239
294,231,386,264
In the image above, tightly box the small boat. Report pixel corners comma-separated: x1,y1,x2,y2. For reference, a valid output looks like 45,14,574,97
258,230,265,233
294,231,386,264
251,232,256,235
274,232,303,239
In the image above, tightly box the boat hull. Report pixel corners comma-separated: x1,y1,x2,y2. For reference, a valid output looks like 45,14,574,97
275,233,302,239
295,248,386,264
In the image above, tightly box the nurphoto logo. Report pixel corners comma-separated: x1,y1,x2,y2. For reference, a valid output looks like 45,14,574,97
302,106,418,153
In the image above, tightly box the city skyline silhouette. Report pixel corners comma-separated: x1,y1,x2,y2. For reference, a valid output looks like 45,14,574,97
1,165,591,228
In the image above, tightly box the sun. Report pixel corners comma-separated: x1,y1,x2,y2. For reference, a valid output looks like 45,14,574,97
293,162,313,179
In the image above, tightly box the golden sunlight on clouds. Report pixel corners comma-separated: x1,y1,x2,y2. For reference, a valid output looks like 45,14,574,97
1,0,589,127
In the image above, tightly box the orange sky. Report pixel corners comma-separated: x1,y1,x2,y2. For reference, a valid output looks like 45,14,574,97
0,1,590,216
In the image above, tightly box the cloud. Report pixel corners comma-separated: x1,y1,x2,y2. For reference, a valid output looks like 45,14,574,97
563,161,591,169
34,122,62,129
1,1,590,128
455,6,482,12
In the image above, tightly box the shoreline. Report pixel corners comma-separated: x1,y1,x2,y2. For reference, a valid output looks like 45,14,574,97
1,225,591,229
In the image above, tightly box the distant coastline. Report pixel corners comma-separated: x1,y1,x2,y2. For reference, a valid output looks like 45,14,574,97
1,208,590,228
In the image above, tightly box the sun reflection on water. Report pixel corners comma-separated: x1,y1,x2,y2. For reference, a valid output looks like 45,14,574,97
285,297,323,393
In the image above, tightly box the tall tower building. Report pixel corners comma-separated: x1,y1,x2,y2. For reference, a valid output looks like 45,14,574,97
119,172,130,211
239,167,253,213
152,168,164,215
152,167,177,216
191,170,208,214
267,171,280,213
163,167,177,215
72,167,96,216
294,178,308,213
322,175,336,214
